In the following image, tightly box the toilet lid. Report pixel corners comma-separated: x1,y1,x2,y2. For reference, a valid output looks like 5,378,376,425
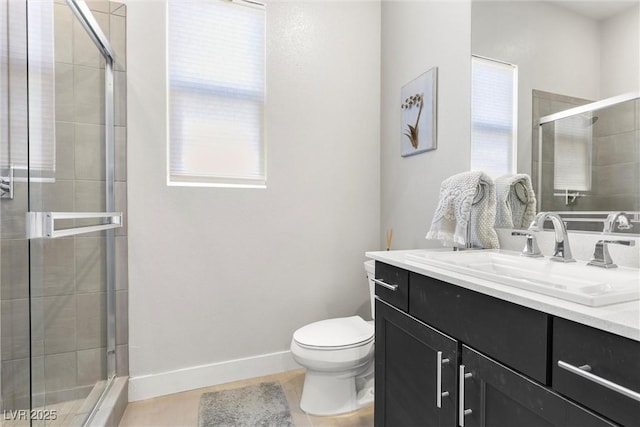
293,316,374,349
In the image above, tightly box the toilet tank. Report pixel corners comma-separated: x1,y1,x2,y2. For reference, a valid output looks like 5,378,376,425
364,260,375,320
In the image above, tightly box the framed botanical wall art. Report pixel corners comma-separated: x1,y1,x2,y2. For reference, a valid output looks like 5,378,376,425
400,67,438,156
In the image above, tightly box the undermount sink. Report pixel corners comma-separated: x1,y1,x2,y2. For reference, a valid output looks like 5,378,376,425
405,250,640,307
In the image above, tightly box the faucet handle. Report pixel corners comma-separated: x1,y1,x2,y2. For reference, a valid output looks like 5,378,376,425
512,231,543,258
587,240,636,269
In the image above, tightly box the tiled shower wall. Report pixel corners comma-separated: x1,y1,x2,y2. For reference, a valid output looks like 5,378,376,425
0,0,128,410
592,99,640,212
532,89,592,212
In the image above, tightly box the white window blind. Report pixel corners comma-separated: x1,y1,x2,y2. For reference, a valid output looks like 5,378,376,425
28,1,56,179
1,1,56,179
471,56,517,179
168,0,265,187
553,114,592,192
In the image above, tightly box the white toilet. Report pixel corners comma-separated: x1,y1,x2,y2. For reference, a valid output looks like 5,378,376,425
290,260,376,416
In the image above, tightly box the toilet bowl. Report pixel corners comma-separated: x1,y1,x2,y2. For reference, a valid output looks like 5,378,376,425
290,260,376,416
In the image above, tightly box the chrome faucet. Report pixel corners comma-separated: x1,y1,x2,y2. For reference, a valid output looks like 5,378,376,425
587,239,636,269
603,212,633,233
528,212,575,263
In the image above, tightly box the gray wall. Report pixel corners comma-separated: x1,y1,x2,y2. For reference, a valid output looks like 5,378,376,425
472,0,601,178
472,0,640,180
380,0,472,250
126,0,381,401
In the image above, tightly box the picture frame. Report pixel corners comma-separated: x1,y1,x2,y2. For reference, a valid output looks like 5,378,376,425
400,67,438,157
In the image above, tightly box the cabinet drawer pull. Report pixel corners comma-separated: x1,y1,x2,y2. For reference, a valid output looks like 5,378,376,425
459,365,473,427
372,278,399,291
558,360,640,402
436,351,450,408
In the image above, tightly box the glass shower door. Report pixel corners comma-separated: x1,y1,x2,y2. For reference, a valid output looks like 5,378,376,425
1,0,32,423
26,0,118,424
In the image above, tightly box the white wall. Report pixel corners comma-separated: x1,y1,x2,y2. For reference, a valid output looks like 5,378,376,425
472,1,640,176
126,0,380,400
600,3,640,98
380,0,472,250
472,1,601,176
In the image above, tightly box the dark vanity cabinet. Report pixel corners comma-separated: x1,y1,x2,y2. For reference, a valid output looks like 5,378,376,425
374,261,631,427
409,272,549,385
461,346,616,427
552,318,640,427
375,299,458,426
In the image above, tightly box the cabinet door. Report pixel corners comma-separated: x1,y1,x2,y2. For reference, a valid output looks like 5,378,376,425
460,346,617,427
375,299,457,427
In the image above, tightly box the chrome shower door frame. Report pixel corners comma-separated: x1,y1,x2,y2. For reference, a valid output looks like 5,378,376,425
65,0,118,384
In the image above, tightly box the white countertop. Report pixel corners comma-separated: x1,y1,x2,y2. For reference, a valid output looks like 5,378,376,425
365,249,640,342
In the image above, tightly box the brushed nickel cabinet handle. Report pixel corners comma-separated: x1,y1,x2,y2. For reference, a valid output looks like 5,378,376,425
372,278,398,291
459,365,473,426
558,360,640,402
436,351,450,408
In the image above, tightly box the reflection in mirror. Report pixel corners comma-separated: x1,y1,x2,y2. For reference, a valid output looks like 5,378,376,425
471,0,640,233
538,93,639,233
538,94,639,211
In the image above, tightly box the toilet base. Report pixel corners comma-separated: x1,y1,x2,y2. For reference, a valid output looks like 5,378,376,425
299,370,374,416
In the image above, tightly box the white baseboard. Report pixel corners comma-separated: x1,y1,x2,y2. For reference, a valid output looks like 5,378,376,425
128,350,299,402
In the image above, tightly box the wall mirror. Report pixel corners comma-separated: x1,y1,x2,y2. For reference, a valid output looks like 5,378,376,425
471,0,640,234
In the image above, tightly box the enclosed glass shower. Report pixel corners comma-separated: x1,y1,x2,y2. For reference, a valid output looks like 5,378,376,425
536,92,640,232
1,0,128,425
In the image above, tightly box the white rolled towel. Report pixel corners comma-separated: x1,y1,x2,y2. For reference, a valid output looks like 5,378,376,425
426,171,499,249
494,174,537,229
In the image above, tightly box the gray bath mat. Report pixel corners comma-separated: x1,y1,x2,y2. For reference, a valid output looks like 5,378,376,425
198,381,294,427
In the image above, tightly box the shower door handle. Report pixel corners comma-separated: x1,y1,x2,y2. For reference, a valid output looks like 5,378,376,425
26,211,122,239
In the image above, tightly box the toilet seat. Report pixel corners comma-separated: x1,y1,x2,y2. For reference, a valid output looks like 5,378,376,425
293,316,374,350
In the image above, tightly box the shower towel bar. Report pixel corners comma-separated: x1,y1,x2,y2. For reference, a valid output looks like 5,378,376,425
26,211,122,239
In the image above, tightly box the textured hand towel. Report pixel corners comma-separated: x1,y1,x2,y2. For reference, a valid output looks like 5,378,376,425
494,174,537,229
426,171,499,249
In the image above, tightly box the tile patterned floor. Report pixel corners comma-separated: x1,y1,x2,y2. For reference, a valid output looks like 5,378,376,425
119,369,374,427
